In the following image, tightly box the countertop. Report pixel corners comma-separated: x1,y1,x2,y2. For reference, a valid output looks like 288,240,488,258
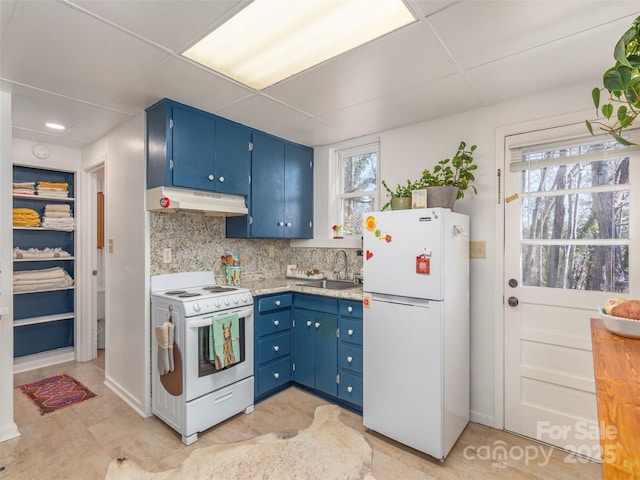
590,317,640,479
242,277,363,301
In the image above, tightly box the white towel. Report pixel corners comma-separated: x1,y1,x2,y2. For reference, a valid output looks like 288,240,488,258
155,315,175,375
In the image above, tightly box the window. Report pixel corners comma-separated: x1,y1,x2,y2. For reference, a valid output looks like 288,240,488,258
335,143,379,237
509,131,638,293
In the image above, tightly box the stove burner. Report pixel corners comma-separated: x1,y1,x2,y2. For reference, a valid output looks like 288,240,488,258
165,290,187,295
178,292,201,298
203,286,237,292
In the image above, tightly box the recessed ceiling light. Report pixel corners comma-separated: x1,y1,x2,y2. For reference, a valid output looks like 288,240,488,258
45,122,65,130
182,0,416,91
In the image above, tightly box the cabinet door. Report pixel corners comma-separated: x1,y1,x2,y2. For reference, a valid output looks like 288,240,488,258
251,133,285,237
284,143,313,239
171,105,216,191
215,120,251,196
293,309,315,388
314,313,338,396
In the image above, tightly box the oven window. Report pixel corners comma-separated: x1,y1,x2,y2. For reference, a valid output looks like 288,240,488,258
198,316,245,377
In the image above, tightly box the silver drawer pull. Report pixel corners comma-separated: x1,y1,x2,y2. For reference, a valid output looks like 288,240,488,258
347,356,353,363
274,372,280,379
347,386,353,393
273,345,280,352
306,321,312,327
347,306,353,312
275,300,281,306
315,322,320,329
273,319,279,326
348,329,354,336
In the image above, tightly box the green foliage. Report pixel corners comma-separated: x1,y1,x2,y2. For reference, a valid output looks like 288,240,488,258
380,178,422,210
420,141,478,199
587,15,640,145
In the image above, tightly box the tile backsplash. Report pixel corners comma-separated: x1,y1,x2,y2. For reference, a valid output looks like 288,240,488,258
150,212,362,283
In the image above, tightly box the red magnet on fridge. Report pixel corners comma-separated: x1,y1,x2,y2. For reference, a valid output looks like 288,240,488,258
366,250,373,260
160,197,171,208
416,254,430,274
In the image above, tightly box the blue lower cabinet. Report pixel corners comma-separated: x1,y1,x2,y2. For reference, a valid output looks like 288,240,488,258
254,293,293,400
258,357,292,394
338,370,363,406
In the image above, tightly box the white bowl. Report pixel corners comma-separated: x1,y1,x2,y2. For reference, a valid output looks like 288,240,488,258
598,306,640,339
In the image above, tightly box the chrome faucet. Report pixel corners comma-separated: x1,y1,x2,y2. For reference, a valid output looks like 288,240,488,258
335,250,348,281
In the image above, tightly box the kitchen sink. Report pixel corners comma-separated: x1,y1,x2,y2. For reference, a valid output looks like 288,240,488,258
296,279,358,290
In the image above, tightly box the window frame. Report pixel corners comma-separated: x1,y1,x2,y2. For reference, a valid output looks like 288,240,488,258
333,142,380,239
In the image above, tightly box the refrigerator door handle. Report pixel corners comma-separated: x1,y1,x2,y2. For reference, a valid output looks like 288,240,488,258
368,293,434,308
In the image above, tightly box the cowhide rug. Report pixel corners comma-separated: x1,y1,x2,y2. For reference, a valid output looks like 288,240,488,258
104,405,376,480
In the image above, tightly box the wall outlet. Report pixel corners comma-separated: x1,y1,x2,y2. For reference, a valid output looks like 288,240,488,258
268,245,275,258
163,248,172,263
470,241,486,259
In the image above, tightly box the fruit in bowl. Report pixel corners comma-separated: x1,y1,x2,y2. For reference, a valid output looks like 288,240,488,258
603,298,640,320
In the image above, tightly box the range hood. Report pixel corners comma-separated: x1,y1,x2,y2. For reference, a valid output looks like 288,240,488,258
146,186,248,216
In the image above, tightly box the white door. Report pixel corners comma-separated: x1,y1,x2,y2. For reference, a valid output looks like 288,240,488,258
504,128,638,460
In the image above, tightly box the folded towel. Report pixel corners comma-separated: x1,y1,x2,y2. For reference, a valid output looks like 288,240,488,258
38,181,68,189
43,211,71,218
13,267,74,292
44,204,71,213
13,208,41,227
13,247,71,259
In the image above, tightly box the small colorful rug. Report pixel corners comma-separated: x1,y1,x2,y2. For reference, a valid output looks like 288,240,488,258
17,373,97,415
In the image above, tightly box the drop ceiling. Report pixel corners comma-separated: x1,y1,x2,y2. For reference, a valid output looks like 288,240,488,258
1,0,638,149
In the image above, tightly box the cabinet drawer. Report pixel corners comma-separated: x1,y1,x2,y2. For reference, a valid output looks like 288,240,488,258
339,300,363,318
258,293,292,313
258,357,291,394
258,332,291,364
339,343,362,374
339,318,362,346
257,310,291,338
338,370,362,407
294,294,337,314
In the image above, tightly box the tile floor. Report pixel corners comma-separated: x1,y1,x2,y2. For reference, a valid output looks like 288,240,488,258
1,360,602,479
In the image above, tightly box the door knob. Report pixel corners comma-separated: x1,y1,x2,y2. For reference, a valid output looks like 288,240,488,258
508,296,519,307
273,345,279,352
273,319,279,326
315,322,320,329
306,321,312,327
508,278,518,288
208,174,214,181
219,176,224,182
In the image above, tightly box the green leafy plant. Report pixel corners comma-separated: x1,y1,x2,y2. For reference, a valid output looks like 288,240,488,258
380,178,421,210
421,141,478,199
587,15,640,145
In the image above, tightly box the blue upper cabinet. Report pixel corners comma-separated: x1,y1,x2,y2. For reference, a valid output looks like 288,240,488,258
146,99,250,196
227,132,313,239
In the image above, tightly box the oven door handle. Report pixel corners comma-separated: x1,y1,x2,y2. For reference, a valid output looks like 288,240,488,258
187,307,254,329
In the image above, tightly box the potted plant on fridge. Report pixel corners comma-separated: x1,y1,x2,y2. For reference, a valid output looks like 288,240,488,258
380,178,421,210
586,14,640,145
420,141,478,209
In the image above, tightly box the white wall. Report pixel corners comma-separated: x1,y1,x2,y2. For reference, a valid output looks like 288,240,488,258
0,92,19,442
314,81,596,426
85,114,150,416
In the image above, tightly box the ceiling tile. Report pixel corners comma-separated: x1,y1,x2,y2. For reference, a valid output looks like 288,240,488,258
270,117,344,147
318,74,484,141
266,22,456,116
428,1,640,69
69,0,245,52
217,94,310,136
1,1,169,105
465,17,632,104
106,56,254,115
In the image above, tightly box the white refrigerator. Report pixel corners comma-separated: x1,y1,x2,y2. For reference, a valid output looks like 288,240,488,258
362,208,469,460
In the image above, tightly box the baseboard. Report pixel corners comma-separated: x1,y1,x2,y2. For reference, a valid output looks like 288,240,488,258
0,422,20,443
470,409,495,428
104,375,151,418
13,347,75,374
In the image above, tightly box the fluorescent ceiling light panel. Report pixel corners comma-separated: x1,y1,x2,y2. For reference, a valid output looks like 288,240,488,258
45,122,65,130
183,0,415,90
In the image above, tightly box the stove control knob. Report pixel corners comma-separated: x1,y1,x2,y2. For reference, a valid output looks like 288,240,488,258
224,297,230,306
193,302,201,313
233,296,239,304
214,299,220,308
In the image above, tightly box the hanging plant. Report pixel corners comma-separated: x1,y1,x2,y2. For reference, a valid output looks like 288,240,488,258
586,15,640,145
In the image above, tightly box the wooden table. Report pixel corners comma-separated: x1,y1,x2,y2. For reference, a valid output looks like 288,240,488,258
590,318,640,479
